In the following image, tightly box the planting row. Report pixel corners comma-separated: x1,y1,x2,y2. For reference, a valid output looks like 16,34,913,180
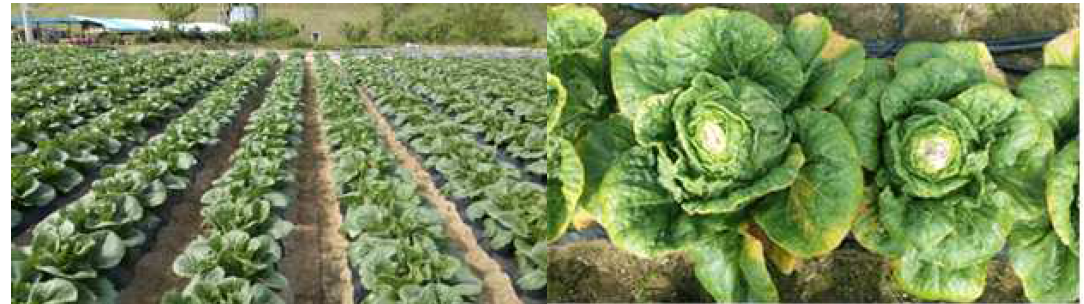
14,53,221,153
344,56,547,293
368,58,546,176
12,53,244,227
315,54,482,303
12,54,247,230
162,54,304,303
12,45,121,94
12,55,275,303
13,50,193,115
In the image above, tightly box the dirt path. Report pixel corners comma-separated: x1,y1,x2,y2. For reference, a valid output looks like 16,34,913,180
279,53,352,304
349,72,522,304
116,63,279,304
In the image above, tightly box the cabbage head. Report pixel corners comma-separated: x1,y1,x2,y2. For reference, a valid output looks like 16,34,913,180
584,9,868,301
1007,29,1079,304
852,40,1057,302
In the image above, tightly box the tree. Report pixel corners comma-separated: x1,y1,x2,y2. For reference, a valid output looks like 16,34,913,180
340,21,371,44
156,3,200,32
379,4,407,40
452,4,513,44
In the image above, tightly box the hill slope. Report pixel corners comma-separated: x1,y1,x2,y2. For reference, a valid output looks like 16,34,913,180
14,3,545,46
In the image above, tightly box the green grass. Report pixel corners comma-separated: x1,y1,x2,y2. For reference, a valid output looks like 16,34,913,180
15,3,545,46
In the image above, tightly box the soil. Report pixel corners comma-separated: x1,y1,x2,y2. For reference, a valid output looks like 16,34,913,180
548,240,1028,303
278,53,352,304
548,240,709,303
115,62,278,304
350,66,522,304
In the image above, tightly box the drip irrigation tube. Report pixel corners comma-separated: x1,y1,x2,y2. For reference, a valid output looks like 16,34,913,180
614,3,1062,73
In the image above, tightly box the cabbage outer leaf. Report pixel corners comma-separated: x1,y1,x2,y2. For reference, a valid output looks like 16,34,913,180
1046,140,1078,253
754,109,863,257
891,249,986,302
546,137,582,241
1009,222,1079,303
688,225,778,303
1043,28,1079,68
547,4,606,57
1017,68,1078,139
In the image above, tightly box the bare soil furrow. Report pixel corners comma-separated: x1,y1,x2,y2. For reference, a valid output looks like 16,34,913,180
279,54,352,304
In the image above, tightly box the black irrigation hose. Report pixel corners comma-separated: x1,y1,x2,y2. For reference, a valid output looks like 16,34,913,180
863,3,907,58
614,3,1060,73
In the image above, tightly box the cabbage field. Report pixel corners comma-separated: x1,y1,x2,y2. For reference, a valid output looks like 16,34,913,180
12,45,545,304
547,4,1079,303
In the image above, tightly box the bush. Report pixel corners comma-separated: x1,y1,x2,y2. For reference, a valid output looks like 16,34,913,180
497,24,540,46
340,21,371,44
286,38,313,49
449,4,513,44
385,11,453,44
376,4,542,46
229,18,300,43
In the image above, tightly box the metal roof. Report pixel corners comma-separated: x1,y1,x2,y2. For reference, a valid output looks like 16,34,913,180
68,15,159,32
65,15,231,33
10,16,81,26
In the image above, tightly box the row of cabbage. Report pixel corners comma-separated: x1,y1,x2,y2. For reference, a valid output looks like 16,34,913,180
12,45,120,94
12,55,274,304
344,57,547,292
12,45,105,78
161,55,304,304
315,54,482,303
548,5,1079,303
12,49,192,115
12,53,246,229
12,45,95,79
14,52,211,151
374,58,546,176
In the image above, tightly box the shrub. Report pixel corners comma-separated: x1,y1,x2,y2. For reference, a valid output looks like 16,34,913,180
340,21,370,44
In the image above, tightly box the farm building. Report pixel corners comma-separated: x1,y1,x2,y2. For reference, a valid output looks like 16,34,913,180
13,14,229,44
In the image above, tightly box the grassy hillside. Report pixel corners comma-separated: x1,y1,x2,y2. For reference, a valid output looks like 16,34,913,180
15,3,545,46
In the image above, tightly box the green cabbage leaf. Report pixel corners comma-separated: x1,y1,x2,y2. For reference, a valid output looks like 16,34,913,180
853,40,1057,302
572,9,869,301
1007,29,1079,303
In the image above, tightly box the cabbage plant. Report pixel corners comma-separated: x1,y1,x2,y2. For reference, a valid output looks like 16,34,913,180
161,269,284,304
1006,29,1079,304
173,230,287,291
13,277,79,304
14,220,123,303
551,7,872,301
852,40,1059,301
